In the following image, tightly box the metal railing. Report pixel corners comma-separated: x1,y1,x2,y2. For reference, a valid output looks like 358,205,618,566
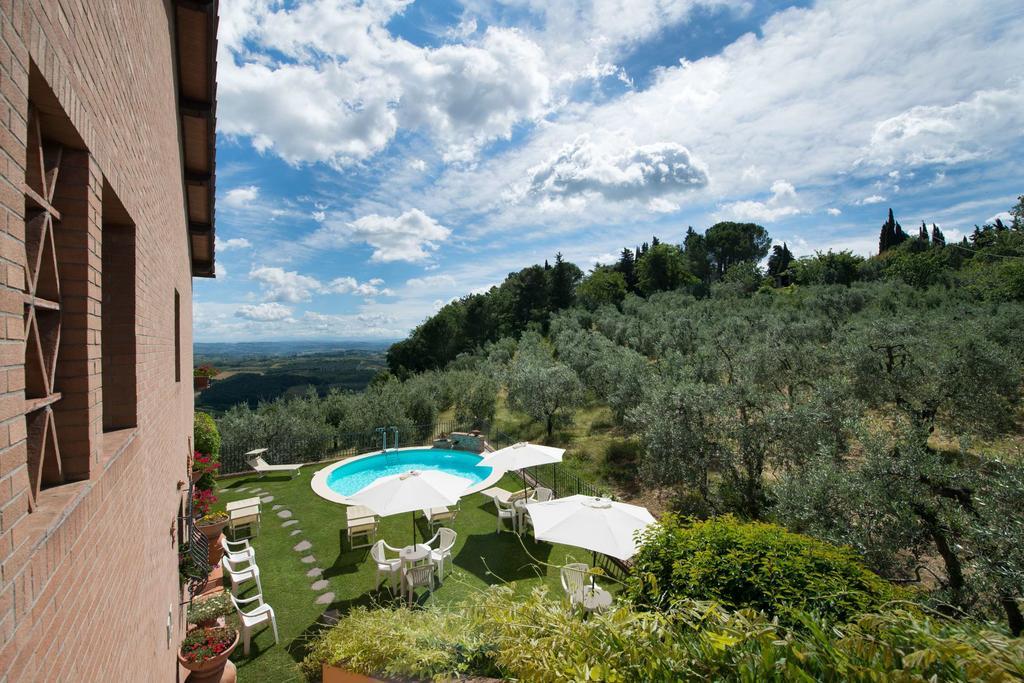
218,418,476,475
486,429,607,500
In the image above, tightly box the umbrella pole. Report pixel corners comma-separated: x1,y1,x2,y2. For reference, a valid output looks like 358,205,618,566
412,511,416,545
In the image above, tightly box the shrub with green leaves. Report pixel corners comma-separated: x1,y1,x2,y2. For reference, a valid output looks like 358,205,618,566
194,411,221,459
626,515,901,625
302,586,1024,682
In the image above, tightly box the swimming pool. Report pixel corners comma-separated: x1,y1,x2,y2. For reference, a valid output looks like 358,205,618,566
310,447,503,504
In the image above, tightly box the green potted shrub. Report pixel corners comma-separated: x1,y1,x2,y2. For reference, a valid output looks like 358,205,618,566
188,593,234,628
178,626,238,682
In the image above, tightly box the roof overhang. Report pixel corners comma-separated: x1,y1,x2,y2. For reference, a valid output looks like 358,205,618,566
174,0,218,278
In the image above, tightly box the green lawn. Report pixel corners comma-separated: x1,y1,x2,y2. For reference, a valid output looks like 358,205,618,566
214,468,623,682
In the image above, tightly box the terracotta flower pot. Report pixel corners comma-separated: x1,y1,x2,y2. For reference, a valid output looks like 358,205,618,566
195,517,229,565
190,469,203,484
194,376,211,390
179,631,238,683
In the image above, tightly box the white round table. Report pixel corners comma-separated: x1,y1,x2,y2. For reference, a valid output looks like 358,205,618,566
400,543,431,564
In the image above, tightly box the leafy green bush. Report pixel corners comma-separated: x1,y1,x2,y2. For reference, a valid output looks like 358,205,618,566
626,515,902,625
302,586,1024,682
194,411,221,459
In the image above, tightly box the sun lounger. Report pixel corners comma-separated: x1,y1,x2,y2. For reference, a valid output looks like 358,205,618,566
245,449,301,477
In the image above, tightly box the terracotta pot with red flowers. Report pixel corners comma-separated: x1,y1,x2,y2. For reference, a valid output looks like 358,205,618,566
195,511,229,565
179,627,238,683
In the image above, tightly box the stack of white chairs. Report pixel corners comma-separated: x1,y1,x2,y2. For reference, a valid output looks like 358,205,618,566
219,537,279,655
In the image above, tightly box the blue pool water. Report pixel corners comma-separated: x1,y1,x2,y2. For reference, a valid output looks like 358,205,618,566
325,448,492,496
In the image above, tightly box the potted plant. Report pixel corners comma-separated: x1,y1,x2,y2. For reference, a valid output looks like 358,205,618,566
195,510,229,564
193,364,218,390
188,593,234,628
179,626,238,682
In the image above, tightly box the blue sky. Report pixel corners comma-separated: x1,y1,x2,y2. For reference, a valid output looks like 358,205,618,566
196,0,1024,341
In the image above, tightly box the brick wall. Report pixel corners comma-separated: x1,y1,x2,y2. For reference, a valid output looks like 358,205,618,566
0,0,196,680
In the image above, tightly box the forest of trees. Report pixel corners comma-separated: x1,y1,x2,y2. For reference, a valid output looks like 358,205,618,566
220,198,1024,633
387,203,1024,376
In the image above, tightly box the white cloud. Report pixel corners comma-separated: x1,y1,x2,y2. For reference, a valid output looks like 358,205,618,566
307,209,451,262
249,266,323,303
323,276,394,297
405,274,456,289
867,86,1024,167
408,158,427,172
249,266,394,302
860,195,886,205
215,236,253,251
223,185,259,208
719,180,802,222
235,302,294,322
987,211,1012,225
826,207,842,216
312,210,326,222
218,2,551,166
525,134,709,205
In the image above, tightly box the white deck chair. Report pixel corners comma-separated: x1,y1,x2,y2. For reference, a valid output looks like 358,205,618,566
229,593,279,655
403,563,436,607
245,449,302,478
427,527,457,582
370,540,402,592
534,487,554,502
221,554,263,595
560,563,589,608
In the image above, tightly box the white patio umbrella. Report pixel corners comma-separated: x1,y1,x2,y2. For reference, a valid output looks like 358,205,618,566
524,495,657,561
477,442,565,490
348,469,472,543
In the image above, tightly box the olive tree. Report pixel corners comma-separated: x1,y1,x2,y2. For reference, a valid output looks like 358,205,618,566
506,336,582,437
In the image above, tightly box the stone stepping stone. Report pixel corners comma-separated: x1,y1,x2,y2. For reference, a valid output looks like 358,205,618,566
293,540,312,552
260,495,274,503
306,567,322,578
311,579,329,591
301,555,316,564
233,487,248,493
282,520,299,527
315,592,335,605
289,530,303,537
272,504,283,511
321,609,340,624
277,510,292,519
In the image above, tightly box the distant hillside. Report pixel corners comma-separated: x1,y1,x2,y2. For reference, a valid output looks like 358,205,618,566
194,343,388,413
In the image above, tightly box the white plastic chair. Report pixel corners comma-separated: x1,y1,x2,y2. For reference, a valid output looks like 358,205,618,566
221,554,263,595
229,593,279,655
560,563,588,607
427,528,457,582
223,537,255,565
495,496,517,533
535,487,554,502
403,563,435,607
370,540,402,592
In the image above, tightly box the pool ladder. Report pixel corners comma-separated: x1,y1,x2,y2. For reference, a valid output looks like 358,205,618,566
379,426,400,465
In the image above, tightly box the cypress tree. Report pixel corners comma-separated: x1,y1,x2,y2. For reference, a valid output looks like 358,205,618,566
651,235,660,247
931,224,946,247
879,209,897,253
918,221,929,243
616,248,638,292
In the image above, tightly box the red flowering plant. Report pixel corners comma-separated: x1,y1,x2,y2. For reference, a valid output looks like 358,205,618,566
191,487,218,518
180,627,236,664
192,451,220,477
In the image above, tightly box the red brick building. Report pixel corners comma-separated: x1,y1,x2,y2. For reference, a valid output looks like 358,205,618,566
0,1,217,679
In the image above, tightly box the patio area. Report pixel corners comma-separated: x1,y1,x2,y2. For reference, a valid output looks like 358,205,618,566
216,468,624,682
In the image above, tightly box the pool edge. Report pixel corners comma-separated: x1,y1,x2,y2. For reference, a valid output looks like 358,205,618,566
310,446,505,505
